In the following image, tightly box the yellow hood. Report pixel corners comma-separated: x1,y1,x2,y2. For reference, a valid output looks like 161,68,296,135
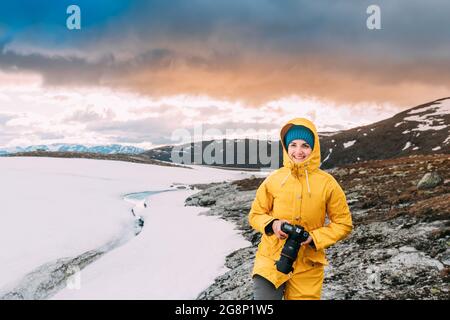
280,118,321,173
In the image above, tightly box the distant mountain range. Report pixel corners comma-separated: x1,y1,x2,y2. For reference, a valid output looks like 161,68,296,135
141,97,450,169
0,144,145,156
3,98,449,169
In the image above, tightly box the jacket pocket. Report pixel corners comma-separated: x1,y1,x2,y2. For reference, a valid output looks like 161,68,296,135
302,246,328,266
259,234,284,259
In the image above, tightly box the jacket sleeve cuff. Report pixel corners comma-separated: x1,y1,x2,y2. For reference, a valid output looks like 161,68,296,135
309,230,322,251
309,238,316,249
264,219,278,235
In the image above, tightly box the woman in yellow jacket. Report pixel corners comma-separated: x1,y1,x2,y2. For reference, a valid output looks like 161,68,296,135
249,118,353,300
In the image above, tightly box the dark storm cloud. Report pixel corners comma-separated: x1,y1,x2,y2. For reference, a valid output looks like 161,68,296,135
0,0,449,106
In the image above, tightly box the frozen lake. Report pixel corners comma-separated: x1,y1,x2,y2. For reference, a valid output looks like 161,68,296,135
0,157,252,299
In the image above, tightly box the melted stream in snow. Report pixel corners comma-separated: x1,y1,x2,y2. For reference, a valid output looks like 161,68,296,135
0,189,173,300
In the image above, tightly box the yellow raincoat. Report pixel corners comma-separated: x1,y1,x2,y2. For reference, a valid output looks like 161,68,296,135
249,118,353,299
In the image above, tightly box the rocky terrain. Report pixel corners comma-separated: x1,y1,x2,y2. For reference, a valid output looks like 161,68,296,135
185,154,449,300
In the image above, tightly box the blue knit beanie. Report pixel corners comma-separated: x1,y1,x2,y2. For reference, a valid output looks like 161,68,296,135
284,125,315,150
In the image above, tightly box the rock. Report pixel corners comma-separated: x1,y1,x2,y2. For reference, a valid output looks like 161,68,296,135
199,197,216,206
185,197,199,206
430,288,440,294
332,168,348,177
392,171,407,177
399,246,417,253
389,252,444,271
417,172,443,189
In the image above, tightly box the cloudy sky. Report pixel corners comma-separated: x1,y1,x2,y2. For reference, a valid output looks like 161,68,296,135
0,0,449,149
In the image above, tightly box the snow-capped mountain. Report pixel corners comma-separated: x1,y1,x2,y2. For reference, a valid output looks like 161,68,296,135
319,97,450,168
141,97,450,169
0,144,145,155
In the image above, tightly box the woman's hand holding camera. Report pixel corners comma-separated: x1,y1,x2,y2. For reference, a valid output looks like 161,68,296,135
272,220,313,245
300,236,313,246
272,219,289,240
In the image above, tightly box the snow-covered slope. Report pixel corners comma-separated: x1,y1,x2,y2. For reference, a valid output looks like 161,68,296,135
319,97,450,168
0,157,252,299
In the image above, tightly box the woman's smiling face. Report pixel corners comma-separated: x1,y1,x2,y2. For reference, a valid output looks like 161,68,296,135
287,139,312,163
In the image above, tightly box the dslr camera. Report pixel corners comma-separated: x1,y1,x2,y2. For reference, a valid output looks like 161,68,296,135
275,222,310,274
